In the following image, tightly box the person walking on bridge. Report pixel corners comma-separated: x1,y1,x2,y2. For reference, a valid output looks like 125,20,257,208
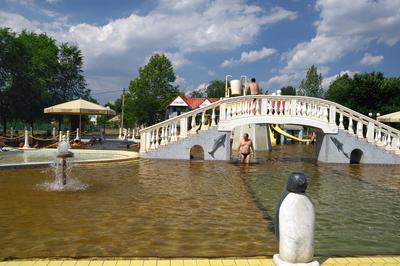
237,133,254,163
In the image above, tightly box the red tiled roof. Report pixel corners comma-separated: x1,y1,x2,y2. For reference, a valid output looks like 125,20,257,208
184,98,206,110
168,96,221,110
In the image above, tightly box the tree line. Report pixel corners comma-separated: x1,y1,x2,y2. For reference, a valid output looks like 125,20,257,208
279,65,400,117
0,28,89,133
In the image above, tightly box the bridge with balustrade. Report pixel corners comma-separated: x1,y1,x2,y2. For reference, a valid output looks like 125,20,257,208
139,95,400,164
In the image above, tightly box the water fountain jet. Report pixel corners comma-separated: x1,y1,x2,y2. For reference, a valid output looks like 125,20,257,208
57,136,74,185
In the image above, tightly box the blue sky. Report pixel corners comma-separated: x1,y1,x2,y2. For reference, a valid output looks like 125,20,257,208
1,0,400,103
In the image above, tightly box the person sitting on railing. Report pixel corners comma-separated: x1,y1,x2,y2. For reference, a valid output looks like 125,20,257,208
237,133,254,163
248,78,259,95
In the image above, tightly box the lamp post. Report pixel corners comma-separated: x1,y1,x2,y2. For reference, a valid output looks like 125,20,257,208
368,112,381,119
121,88,125,130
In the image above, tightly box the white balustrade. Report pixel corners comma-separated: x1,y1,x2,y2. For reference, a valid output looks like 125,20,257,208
137,95,400,158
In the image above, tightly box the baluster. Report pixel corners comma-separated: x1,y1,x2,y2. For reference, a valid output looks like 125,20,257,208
339,113,344,129
150,130,155,149
382,132,387,146
201,112,206,130
190,115,197,134
391,136,398,151
238,102,242,116
356,120,363,138
278,100,284,116
348,117,354,135
284,100,289,116
296,102,301,116
160,127,165,146
155,128,159,149
211,108,217,126
267,100,272,115
232,103,237,117
395,137,400,154
301,103,307,117
164,126,169,145
227,104,232,119
255,99,260,115
173,123,177,142
386,134,393,150
306,103,311,117
376,129,383,146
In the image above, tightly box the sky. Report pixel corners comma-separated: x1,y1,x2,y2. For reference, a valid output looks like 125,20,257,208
1,0,400,104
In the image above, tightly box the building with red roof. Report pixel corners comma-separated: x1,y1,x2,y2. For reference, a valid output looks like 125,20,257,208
167,96,220,118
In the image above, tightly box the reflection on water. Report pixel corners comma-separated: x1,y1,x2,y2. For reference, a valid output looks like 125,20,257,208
0,144,399,258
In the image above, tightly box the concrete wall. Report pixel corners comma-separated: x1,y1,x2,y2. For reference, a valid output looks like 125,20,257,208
141,127,231,161
315,130,400,164
232,124,272,151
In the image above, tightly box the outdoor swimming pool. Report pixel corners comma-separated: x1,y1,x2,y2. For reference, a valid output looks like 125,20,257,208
0,145,399,258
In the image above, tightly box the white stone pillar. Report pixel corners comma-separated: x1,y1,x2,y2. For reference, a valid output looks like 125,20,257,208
52,127,56,139
348,117,354,135
155,128,159,149
366,122,375,143
201,112,206,131
356,120,363,138
22,130,30,149
59,131,63,142
160,127,165,146
145,131,151,151
139,132,146,153
338,113,344,130
273,172,319,266
10,127,14,138
75,128,80,141
211,108,217,127
180,118,188,138
164,126,169,145
127,128,131,138
118,127,122,140
66,130,70,141
329,105,336,126
190,115,197,134
150,130,155,150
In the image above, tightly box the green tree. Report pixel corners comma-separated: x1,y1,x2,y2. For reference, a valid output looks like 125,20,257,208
298,65,324,98
126,53,180,126
325,72,400,116
53,43,89,103
189,90,205,98
280,85,296,95
10,31,59,128
206,80,225,98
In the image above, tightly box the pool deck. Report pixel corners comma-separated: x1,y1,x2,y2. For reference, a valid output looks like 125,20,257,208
1,257,399,266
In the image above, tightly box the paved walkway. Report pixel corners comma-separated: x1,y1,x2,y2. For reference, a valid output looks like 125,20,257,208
1,257,400,266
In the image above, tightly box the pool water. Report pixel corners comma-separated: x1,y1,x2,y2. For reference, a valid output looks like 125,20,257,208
0,145,399,258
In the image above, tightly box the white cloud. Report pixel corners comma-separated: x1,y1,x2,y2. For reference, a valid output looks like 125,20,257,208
268,0,400,95
221,47,277,68
0,0,297,100
164,52,190,69
322,70,359,89
360,53,384,66
207,70,215,76
46,0,61,4
174,75,185,86
5,0,33,6
282,1,400,71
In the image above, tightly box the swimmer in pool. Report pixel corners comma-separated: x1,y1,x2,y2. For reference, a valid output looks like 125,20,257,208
237,133,254,163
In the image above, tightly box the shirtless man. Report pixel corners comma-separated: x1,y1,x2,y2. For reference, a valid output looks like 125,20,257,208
249,78,259,95
237,133,254,163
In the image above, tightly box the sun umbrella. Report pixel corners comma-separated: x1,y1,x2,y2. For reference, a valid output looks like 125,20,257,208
44,99,116,134
377,111,400,123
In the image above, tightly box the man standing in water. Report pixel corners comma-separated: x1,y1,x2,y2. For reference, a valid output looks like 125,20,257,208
237,133,254,163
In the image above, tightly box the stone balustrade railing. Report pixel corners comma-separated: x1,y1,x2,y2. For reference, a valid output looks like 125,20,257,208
139,95,400,155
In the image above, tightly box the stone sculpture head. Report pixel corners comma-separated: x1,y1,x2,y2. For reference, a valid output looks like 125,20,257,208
286,172,307,193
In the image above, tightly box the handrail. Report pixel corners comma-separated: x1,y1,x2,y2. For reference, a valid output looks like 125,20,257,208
139,95,400,137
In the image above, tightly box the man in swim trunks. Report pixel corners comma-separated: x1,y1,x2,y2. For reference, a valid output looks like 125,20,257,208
237,133,254,163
